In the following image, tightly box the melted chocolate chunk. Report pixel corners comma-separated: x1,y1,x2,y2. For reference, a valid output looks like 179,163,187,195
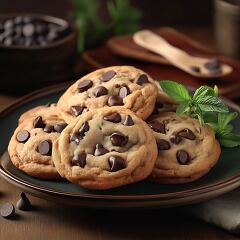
103,112,121,123
178,129,196,140
70,132,81,144
54,123,67,133
33,116,45,128
123,115,134,126
72,152,86,167
119,86,130,98
94,144,109,156
149,122,165,134
70,106,85,117
44,125,54,133
190,66,201,73
156,139,170,150
136,74,149,85
108,156,126,172
16,130,30,143
101,70,116,82
110,133,128,146
170,135,182,144
79,122,89,136
93,86,108,97
108,96,123,106
37,140,52,156
77,80,93,93
177,150,190,165
204,58,221,70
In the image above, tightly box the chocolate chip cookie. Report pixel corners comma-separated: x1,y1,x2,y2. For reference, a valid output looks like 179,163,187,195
8,111,68,179
148,112,221,184
52,107,158,189
57,66,158,123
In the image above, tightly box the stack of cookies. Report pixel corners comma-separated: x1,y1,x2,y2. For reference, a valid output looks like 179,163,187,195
8,66,221,189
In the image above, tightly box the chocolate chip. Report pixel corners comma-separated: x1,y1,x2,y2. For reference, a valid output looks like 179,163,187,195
79,122,89,136
16,130,30,143
70,106,85,117
16,193,31,211
108,96,123,106
123,115,134,126
136,74,149,85
204,58,221,70
70,132,81,144
33,116,45,128
54,123,67,133
108,156,126,172
101,70,116,82
93,86,108,97
77,80,93,93
94,144,109,156
103,113,121,123
170,135,182,144
156,139,170,150
190,66,201,73
43,125,54,133
37,140,52,156
149,122,165,134
178,129,196,140
0,203,15,218
72,152,86,168
177,150,190,165
119,86,130,98
110,133,128,146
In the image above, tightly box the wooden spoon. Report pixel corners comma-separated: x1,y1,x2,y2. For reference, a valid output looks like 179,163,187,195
133,30,233,78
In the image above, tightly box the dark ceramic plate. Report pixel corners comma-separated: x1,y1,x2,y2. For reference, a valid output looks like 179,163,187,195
1,83,240,208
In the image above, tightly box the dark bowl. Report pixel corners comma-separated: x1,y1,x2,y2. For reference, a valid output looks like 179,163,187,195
0,13,77,94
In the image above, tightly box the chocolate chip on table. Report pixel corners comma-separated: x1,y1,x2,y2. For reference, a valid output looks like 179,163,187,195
148,122,165,134
77,80,93,93
0,203,15,218
110,133,128,146
103,112,121,123
79,122,89,136
119,86,130,98
178,128,196,140
16,130,30,143
70,132,81,144
190,66,201,73
72,152,86,168
100,70,116,82
123,115,134,126
156,139,170,150
54,123,67,133
93,86,108,97
176,150,190,165
108,156,126,172
33,116,45,128
16,192,31,211
94,144,109,156
108,96,123,106
136,74,149,85
70,106,85,117
170,135,182,144
44,125,54,133
37,140,52,156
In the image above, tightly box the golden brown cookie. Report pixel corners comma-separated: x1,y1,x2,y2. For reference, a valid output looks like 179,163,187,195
8,108,68,179
147,112,221,184
52,107,158,189
57,66,158,123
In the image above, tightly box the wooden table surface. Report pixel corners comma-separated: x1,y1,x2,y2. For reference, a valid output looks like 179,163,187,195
1,27,240,240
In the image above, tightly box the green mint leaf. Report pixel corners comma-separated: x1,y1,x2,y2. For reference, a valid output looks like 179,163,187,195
218,132,240,148
193,86,217,100
213,85,218,96
176,101,189,115
207,122,219,133
159,80,191,103
203,112,218,123
195,96,229,113
217,112,238,129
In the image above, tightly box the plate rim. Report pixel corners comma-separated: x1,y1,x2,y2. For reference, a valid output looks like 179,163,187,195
0,82,240,202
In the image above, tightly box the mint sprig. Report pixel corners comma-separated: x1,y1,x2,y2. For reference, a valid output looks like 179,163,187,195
159,80,240,148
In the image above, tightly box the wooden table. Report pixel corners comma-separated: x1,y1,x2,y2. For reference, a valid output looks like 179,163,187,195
1,28,240,240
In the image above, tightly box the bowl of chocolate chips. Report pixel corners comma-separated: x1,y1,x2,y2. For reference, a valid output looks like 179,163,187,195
0,14,77,94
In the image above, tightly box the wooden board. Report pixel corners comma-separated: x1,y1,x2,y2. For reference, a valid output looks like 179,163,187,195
82,27,240,100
